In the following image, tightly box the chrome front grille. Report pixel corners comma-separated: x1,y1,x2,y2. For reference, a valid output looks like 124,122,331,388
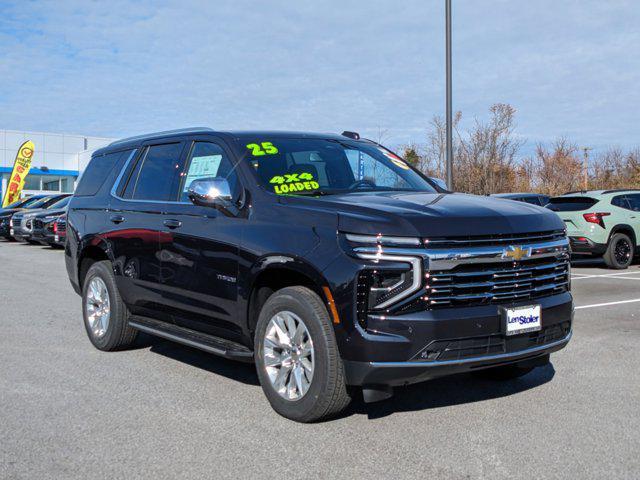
352,231,571,313
426,256,570,307
11,214,23,228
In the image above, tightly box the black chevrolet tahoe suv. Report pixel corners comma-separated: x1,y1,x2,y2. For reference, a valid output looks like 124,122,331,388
65,128,573,422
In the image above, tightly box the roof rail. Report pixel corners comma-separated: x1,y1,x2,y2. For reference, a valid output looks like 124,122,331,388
563,190,589,195
108,127,214,147
601,188,640,194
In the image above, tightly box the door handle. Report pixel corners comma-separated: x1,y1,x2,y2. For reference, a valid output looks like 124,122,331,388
163,219,182,229
110,215,125,224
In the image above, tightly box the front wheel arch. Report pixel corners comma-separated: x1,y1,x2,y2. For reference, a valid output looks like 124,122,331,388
246,263,330,336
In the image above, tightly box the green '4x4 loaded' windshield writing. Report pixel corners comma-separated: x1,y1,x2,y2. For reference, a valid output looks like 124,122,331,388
245,139,438,195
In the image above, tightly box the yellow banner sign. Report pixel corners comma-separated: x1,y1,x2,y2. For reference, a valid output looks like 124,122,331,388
2,140,35,207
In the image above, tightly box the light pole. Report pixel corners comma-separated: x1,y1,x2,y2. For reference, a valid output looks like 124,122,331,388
582,147,592,191
445,0,453,189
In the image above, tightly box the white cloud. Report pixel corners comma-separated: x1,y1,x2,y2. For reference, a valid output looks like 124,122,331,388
0,0,638,152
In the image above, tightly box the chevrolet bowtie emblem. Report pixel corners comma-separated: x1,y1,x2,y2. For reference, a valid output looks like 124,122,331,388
502,245,532,261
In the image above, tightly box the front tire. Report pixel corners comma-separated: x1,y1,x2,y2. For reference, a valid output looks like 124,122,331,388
82,260,137,351
604,232,634,269
254,286,351,423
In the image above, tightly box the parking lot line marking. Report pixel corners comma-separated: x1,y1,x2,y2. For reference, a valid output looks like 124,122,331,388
571,271,640,280
575,298,640,310
600,276,640,281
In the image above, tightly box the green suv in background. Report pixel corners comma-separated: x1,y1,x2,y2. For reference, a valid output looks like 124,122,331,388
547,189,640,269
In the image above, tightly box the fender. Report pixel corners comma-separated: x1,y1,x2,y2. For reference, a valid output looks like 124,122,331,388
241,253,334,330
74,233,117,289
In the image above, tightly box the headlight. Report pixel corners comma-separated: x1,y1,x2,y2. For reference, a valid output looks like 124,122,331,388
355,253,422,309
341,233,423,312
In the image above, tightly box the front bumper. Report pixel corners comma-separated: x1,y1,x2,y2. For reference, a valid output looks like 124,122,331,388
31,228,56,245
340,292,573,387
13,229,32,242
345,330,570,387
569,236,607,255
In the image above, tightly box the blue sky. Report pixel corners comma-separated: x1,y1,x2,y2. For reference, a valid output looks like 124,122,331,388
0,0,638,155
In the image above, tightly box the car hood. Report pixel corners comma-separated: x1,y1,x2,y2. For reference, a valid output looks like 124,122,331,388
323,192,564,237
33,208,66,219
21,208,49,217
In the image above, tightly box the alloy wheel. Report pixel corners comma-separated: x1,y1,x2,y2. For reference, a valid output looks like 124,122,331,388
263,311,314,401
85,277,111,338
614,238,631,265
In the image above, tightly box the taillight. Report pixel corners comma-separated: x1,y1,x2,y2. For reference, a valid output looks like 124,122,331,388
53,221,58,233
583,212,610,228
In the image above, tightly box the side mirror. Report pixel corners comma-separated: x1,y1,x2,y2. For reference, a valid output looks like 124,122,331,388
187,177,233,208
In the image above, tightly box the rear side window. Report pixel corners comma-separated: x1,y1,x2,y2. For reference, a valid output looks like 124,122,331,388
124,143,185,201
627,194,640,212
547,197,598,212
612,195,630,209
76,150,133,196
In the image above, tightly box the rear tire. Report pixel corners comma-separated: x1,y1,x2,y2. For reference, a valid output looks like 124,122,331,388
254,286,351,423
603,232,634,269
82,260,137,351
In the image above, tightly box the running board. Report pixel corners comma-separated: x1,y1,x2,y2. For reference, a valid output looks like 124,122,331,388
128,316,254,363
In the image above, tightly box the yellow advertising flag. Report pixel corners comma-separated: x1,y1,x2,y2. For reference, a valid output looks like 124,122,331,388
2,140,35,207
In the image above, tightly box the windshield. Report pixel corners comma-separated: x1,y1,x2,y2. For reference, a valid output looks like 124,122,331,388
5,198,29,209
5,196,41,209
243,138,437,195
26,196,55,209
47,196,70,209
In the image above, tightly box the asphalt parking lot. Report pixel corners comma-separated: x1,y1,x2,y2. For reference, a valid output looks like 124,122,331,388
1,242,639,479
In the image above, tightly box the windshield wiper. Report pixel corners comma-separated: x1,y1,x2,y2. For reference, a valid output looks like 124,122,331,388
290,190,335,197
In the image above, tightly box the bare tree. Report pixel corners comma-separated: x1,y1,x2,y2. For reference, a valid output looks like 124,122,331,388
454,103,524,194
530,138,583,196
406,103,638,195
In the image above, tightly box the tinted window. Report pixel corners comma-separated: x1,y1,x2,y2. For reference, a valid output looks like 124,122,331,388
547,197,598,212
17,196,44,208
42,196,68,208
5,197,32,208
612,195,630,209
179,142,239,201
76,150,134,196
48,196,71,209
26,196,55,209
627,194,640,212
127,143,185,201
